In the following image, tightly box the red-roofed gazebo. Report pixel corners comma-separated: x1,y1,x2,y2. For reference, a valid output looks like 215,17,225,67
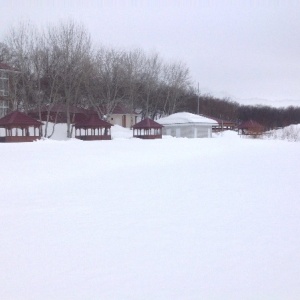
73,114,112,140
0,111,43,142
132,118,163,139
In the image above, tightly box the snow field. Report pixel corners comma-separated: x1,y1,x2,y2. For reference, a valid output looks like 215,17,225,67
0,132,300,299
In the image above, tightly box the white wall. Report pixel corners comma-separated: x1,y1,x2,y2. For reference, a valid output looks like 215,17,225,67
162,124,212,138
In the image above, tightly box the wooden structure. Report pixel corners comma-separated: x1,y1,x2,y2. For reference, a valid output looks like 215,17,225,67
0,111,43,142
238,120,265,136
211,118,236,132
132,117,163,139
200,114,236,132
74,114,112,140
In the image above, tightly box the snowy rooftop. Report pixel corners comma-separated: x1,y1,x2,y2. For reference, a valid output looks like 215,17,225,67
157,112,218,125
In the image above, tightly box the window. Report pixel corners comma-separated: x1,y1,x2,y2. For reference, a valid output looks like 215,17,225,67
0,71,9,96
0,100,9,117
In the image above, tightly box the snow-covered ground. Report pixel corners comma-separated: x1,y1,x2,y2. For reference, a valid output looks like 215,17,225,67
1,127,300,299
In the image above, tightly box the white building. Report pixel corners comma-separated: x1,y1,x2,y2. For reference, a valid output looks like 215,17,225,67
157,112,218,138
101,104,140,128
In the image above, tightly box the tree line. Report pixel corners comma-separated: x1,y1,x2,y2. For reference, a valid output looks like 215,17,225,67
1,20,299,134
180,93,300,130
0,21,191,136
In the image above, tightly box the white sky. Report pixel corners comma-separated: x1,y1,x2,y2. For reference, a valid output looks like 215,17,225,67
1,0,300,107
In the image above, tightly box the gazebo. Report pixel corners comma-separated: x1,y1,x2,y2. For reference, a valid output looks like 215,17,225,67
73,114,112,140
132,117,163,139
0,111,43,142
238,120,265,136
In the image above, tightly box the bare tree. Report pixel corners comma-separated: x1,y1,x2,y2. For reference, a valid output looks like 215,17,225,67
122,49,147,112
0,42,11,63
86,48,128,117
5,21,38,111
47,21,92,137
162,62,190,115
138,53,162,117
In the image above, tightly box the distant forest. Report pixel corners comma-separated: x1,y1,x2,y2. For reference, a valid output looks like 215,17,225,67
181,94,300,130
1,20,299,134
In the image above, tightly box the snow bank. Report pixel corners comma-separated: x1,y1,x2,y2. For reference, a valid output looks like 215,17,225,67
265,124,300,142
213,130,240,139
111,124,133,139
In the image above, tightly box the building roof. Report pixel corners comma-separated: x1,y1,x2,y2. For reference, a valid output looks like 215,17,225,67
133,117,163,129
99,103,138,115
32,104,95,115
74,114,112,128
0,111,43,127
157,112,218,125
238,120,264,130
28,104,96,124
0,62,13,71
0,62,19,72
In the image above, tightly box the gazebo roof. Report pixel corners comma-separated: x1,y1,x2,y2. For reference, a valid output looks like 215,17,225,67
99,103,138,115
74,114,112,128
0,111,43,127
133,118,163,129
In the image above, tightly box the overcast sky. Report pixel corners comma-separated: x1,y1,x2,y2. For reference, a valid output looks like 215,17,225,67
1,0,300,107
